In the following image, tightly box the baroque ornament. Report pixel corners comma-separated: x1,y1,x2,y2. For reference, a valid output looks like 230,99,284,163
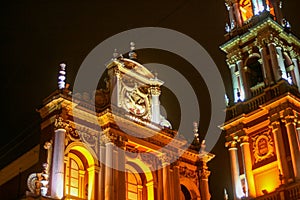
252,131,274,163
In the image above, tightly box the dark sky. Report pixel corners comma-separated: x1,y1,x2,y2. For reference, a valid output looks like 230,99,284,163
2,0,300,199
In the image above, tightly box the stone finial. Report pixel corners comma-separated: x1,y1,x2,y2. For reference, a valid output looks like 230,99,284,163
113,48,119,59
58,63,66,89
129,41,137,60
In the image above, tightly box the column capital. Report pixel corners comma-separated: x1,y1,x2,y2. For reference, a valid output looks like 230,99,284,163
239,136,249,144
270,120,281,130
114,68,122,79
100,134,115,146
282,109,296,125
149,86,161,96
159,153,171,166
199,169,211,180
225,140,238,149
54,116,68,130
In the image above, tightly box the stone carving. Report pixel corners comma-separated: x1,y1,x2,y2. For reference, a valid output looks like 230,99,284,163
253,132,274,163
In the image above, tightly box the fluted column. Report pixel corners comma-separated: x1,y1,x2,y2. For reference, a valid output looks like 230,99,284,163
98,144,106,200
105,142,114,200
259,46,273,85
283,113,300,180
227,141,243,200
161,154,171,200
271,120,290,184
240,136,256,198
276,47,288,80
150,86,161,124
237,60,249,100
51,128,66,199
268,43,281,81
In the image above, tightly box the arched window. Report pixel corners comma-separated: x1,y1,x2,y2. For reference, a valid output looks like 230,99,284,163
246,56,264,87
65,152,87,199
125,161,154,200
127,170,140,200
180,184,192,200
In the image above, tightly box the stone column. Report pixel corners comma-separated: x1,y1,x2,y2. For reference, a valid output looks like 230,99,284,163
259,46,273,85
237,60,249,100
105,142,114,200
271,120,290,184
157,167,163,200
268,43,281,81
117,142,126,200
229,64,240,102
150,86,161,124
240,136,256,198
115,70,122,107
276,47,288,80
51,128,66,199
232,1,243,27
172,164,181,200
227,141,243,200
146,182,154,200
226,3,235,28
113,149,118,200
283,113,300,180
292,58,300,91
87,166,96,200
199,161,211,200
161,154,171,200
98,144,106,200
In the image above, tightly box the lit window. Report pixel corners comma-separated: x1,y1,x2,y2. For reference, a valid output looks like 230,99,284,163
240,0,254,22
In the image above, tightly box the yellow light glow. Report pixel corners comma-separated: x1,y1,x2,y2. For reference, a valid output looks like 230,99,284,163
254,166,280,196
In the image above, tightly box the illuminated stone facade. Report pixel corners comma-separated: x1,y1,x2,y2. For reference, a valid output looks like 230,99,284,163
21,48,214,200
221,0,300,199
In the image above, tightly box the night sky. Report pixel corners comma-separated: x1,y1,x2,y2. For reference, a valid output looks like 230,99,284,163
2,1,300,199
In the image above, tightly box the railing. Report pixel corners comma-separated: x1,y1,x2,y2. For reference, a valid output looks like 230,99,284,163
255,191,280,200
253,182,300,200
285,182,300,200
226,80,299,121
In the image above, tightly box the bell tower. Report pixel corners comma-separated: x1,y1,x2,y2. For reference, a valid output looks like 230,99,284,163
220,0,300,199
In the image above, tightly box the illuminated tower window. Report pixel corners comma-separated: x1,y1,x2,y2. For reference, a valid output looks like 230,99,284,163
240,0,254,22
266,0,275,17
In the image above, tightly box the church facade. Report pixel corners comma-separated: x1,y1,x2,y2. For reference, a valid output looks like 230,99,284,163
220,0,300,199
0,44,214,200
